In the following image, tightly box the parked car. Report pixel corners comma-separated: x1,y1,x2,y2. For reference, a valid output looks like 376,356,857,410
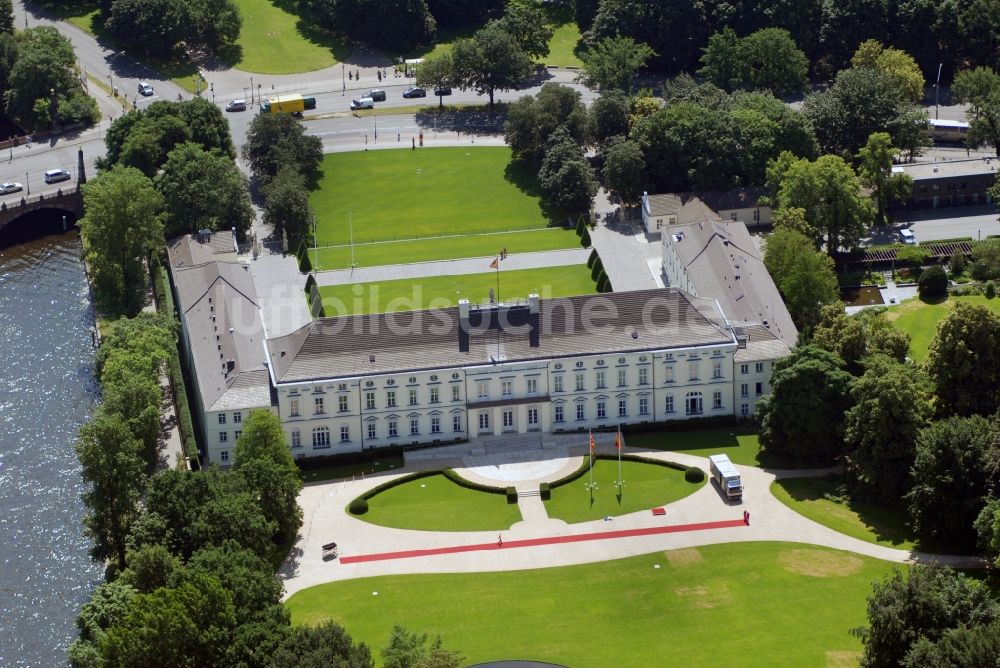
138,82,154,96
225,99,247,112
44,169,71,184
350,97,375,110
0,182,23,194
365,89,387,101
898,229,916,245
433,86,452,96
402,87,427,98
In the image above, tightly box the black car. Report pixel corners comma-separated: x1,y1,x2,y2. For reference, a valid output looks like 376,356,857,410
402,87,427,98
434,86,452,96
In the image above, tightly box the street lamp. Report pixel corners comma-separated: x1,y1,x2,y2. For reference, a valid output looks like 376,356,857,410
934,62,943,120
342,64,345,95
25,172,28,195
250,76,254,103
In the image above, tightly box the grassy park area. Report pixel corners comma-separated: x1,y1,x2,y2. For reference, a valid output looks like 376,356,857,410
771,477,919,551
232,0,349,73
887,294,1000,362
286,542,897,667
544,459,704,524
625,427,763,466
317,265,595,316
352,473,523,532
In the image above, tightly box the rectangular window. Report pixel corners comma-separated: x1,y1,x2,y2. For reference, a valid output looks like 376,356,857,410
575,373,585,392
338,395,349,413
576,403,585,421
712,391,723,409
409,388,418,406
340,425,350,442
665,395,674,413
502,410,514,429
219,450,229,462
477,382,489,399
741,403,750,417
712,361,723,379
430,387,439,404
527,378,538,394
664,366,674,383
431,417,441,434
527,407,538,425
756,382,764,396
595,370,606,389
478,412,490,432
638,367,649,385
502,380,513,396
233,411,242,424
686,393,703,416
639,397,649,415
756,362,765,374
617,368,627,387
289,398,300,417
314,396,325,415
740,383,749,398
740,363,749,375
386,390,396,408
553,375,564,393
688,361,699,381
452,385,461,402
554,405,564,423
219,431,228,442
365,392,376,410
367,423,376,440
218,413,227,425
291,430,301,448
453,414,463,432
597,401,607,419
234,430,242,441
618,399,627,417
313,427,331,448
410,418,419,435
388,421,398,438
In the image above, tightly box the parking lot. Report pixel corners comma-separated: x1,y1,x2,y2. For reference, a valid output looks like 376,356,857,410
872,204,1000,245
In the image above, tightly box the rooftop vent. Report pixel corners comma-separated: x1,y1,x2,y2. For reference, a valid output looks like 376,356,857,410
280,350,286,357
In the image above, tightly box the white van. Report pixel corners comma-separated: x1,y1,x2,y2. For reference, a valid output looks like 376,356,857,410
225,99,246,112
44,168,71,184
898,229,916,245
350,97,374,110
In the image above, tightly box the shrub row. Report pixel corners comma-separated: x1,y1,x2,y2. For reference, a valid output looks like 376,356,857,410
539,482,551,500
356,468,442,502
441,468,507,494
506,486,518,504
297,241,312,273
685,466,706,483
348,498,368,515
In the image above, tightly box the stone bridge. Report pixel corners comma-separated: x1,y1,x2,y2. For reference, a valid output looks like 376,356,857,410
0,187,83,233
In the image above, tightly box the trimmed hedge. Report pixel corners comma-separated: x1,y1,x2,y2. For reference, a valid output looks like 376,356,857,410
348,498,369,515
549,455,593,489
505,486,518,504
304,273,317,294
548,453,690,491
685,466,706,483
539,482,551,500
580,228,592,248
590,257,604,281
442,468,507,494
586,248,599,268
358,469,441,501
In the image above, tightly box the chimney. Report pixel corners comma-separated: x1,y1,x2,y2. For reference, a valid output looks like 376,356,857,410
458,299,470,352
528,293,540,347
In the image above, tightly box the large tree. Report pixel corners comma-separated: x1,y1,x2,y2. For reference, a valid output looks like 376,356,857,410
155,142,253,239
757,345,855,464
602,137,645,205
588,90,630,146
496,4,553,59
857,132,913,225
268,620,375,667
537,127,597,215
578,35,655,93
698,27,809,97
301,0,435,54
952,67,1000,156
262,167,315,241
810,305,910,374
183,541,284,624
844,355,933,503
79,166,164,315
925,301,1000,417
852,566,998,668
763,228,840,330
242,111,324,183
451,22,531,108
105,0,192,60
415,53,454,108
76,411,148,572
906,415,1000,550
503,83,589,163
850,40,925,102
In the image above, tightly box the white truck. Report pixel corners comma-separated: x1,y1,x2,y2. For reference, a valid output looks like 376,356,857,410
709,454,743,502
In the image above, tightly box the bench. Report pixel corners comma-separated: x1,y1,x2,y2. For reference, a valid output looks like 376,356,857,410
322,542,338,557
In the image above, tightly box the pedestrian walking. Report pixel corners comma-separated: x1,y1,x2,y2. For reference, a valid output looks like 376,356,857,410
497,534,503,548
355,69,360,80
377,71,382,82
743,510,750,525
349,71,353,81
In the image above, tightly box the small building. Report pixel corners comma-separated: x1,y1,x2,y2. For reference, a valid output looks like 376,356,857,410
641,187,772,235
890,158,998,211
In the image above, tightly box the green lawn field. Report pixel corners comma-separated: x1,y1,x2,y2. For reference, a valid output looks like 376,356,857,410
887,294,1000,362
543,459,704,524
624,427,762,466
286,542,898,667
310,148,553,246
771,477,919,551
314,227,578,270
232,0,349,73
352,473,523,531
317,265,595,316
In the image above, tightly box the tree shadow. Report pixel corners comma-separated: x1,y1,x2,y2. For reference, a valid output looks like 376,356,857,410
414,106,507,135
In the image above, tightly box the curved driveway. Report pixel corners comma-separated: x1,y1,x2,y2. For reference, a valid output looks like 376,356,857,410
279,448,984,600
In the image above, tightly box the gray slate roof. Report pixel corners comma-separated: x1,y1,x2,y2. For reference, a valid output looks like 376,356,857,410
268,289,736,384
171,259,270,412
167,230,237,270
668,208,797,348
645,187,771,218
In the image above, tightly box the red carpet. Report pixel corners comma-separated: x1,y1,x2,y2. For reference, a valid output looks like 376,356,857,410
339,517,747,565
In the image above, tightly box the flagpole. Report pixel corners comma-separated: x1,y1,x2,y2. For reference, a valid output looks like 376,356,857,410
586,429,597,505
617,425,622,489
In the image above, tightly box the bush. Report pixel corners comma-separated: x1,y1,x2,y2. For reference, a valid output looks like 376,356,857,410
442,468,507,494
359,469,441,501
304,274,317,293
950,252,968,276
539,482,551,500
685,466,706,483
918,265,948,299
988,281,997,299
580,228,592,248
506,486,518,504
586,248,599,268
299,248,312,273
575,215,586,236
348,498,369,515
590,257,604,281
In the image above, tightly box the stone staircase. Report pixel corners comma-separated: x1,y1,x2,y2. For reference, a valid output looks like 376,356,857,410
517,488,541,498
476,432,544,456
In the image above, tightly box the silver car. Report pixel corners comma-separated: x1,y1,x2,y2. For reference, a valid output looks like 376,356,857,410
0,182,23,194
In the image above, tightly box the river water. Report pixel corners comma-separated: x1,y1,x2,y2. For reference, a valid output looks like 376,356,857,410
0,232,103,666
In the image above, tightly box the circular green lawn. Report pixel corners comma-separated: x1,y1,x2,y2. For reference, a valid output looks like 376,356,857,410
350,473,523,532
543,458,704,524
